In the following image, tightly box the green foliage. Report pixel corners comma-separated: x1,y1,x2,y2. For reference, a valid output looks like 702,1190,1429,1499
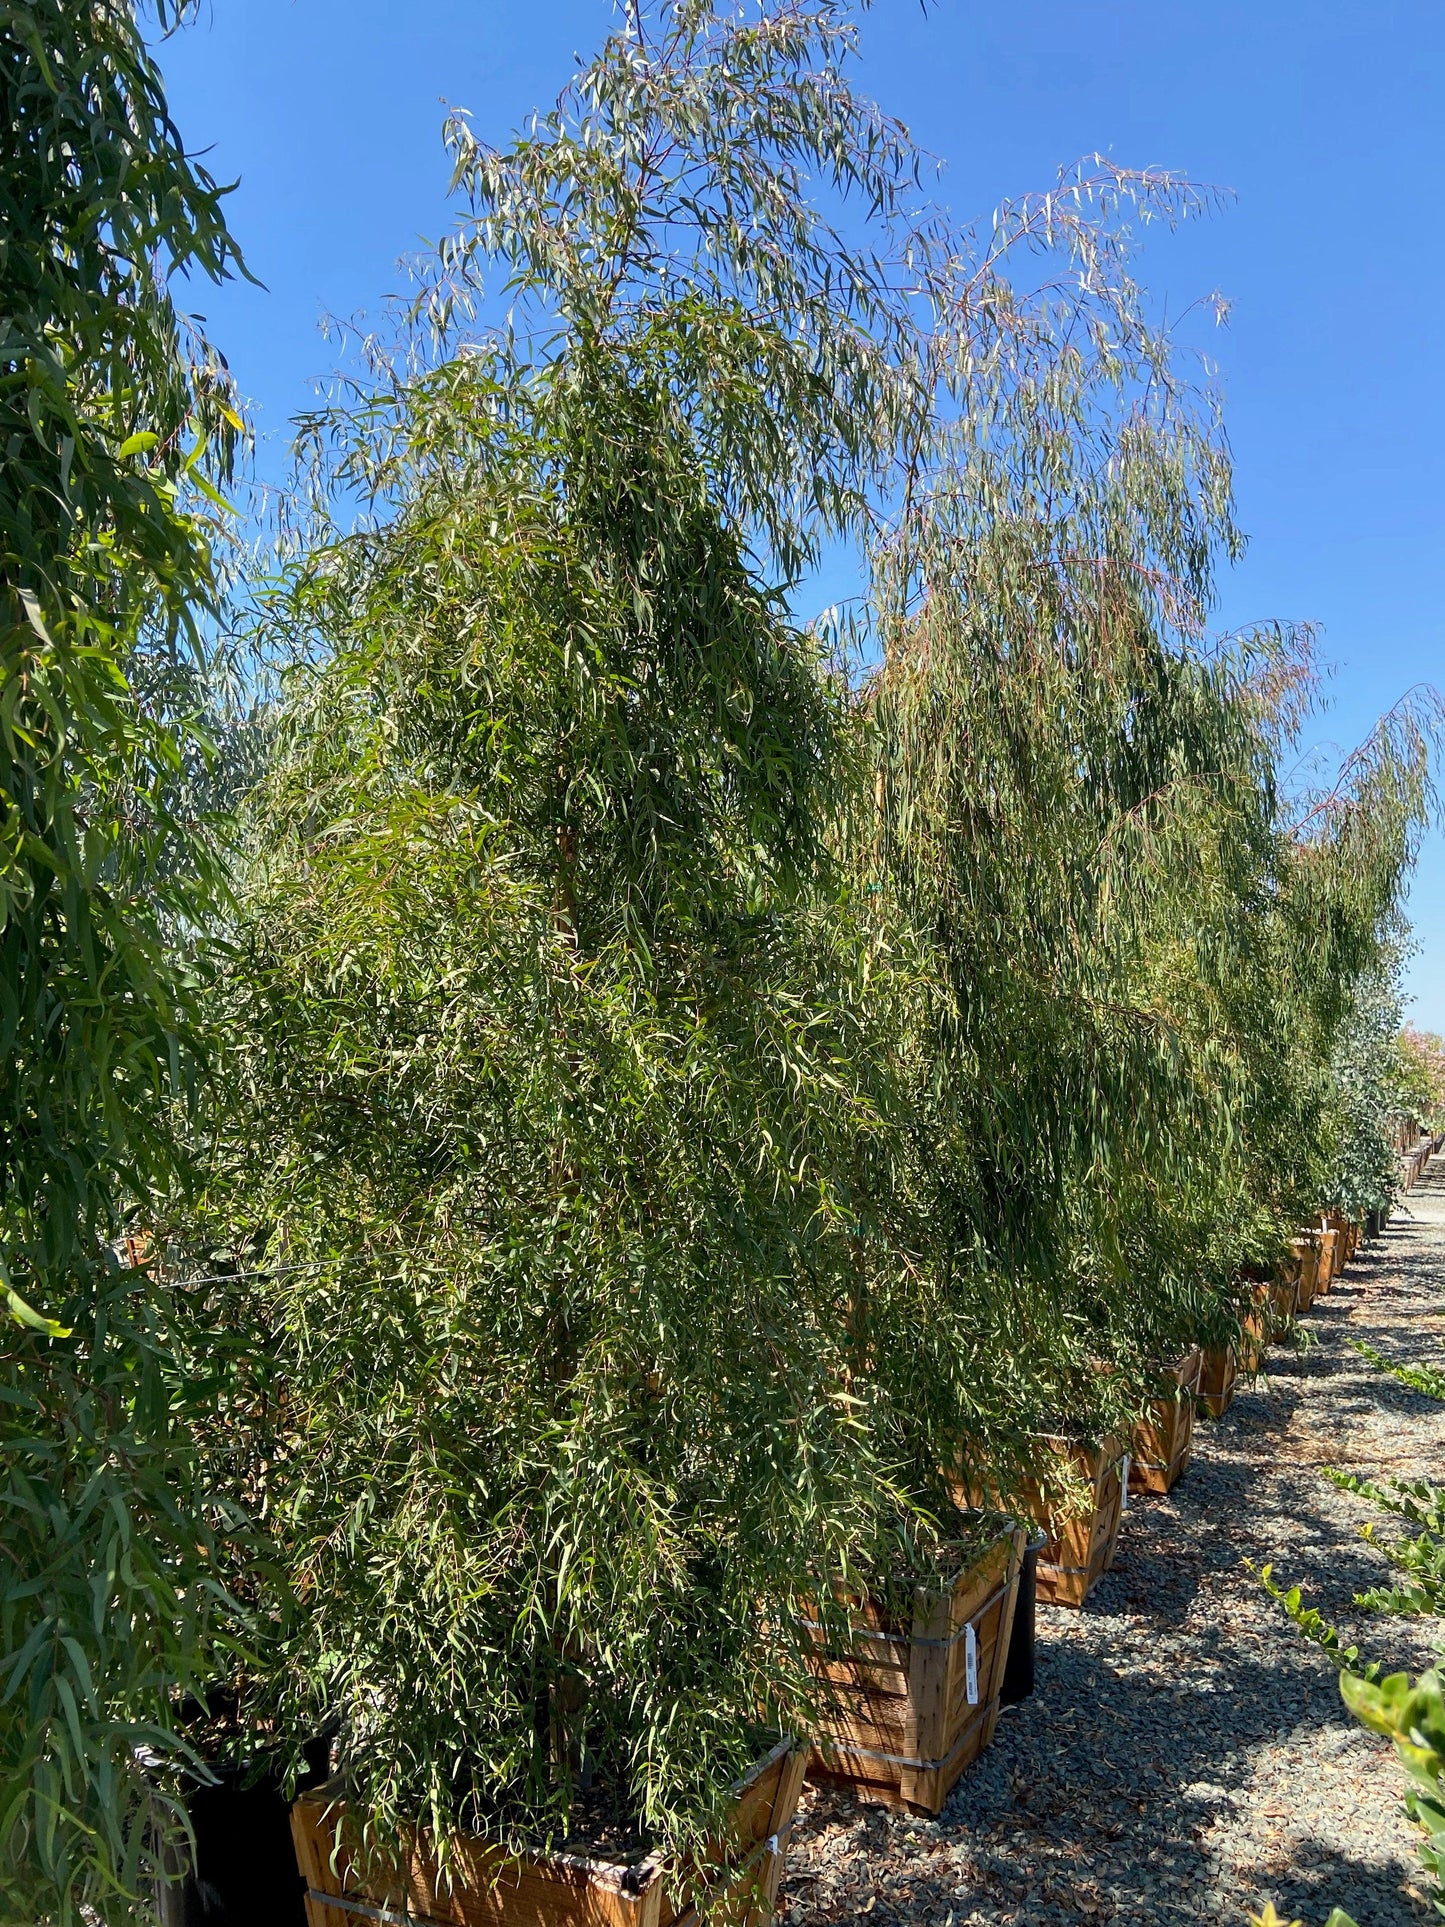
1256,1562,1380,1679
181,0,1262,1861
199,354,945,1858
1341,1669,1445,1916
1326,1468,1445,1615
410,0,940,586
1259,1561,1445,1915
0,0,1431,1914
1399,1027,1445,1129
1263,1459,1445,1911
1323,959,1412,1219
1250,1903,1361,1927
1348,1339,1445,1403
173,0,1435,1889
0,2,247,1920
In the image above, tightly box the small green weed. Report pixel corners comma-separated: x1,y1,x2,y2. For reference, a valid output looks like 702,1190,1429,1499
1254,1561,1380,1677
1349,1338,1445,1402
1327,1470,1445,1614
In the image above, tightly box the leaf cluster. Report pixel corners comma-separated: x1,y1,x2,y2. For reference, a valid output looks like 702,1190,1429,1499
178,0,1439,1879
0,4,250,1920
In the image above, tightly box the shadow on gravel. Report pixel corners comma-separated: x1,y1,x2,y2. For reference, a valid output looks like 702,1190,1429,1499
786,1204,1445,1927
939,1631,1420,1927
784,1566,1426,1927
1260,1844,1425,1927
1322,1377,1445,1427
1269,1350,1351,1382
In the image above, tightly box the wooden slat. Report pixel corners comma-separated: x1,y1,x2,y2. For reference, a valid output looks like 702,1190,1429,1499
1129,1351,1201,1494
805,1530,1024,1814
293,1745,801,1927
1028,1434,1125,1607
1197,1345,1237,1419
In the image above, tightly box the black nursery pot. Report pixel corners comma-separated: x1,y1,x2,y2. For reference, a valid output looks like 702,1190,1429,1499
181,1737,330,1927
999,1530,1049,1706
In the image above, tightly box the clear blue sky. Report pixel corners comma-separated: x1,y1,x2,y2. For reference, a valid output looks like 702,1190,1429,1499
160,0,1445,1023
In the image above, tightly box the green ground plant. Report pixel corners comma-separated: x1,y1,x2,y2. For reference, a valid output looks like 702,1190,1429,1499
1264,1347,1445,1913
1342,1670,1445,1917
1251,1902,1360,1927
1326,1471,1445,1616
1351,1337,1445,1404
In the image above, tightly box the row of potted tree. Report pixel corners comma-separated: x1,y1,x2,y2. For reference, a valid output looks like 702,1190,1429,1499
5,6,1441,1925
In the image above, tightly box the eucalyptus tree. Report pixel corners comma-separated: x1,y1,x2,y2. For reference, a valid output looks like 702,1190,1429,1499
197,0,961,1866
858,155,1440,1435
1399,1025,1445,1132
217,376,946,1866
0,3,246,1920
195,0,1253,1863
1322,951,1414,1224
853,203,1296,1441
1269,697,1442,1218
190,0,1437,1871
1090,670,1439,1331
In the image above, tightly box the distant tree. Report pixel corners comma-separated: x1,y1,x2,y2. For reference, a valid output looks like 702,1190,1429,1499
1400,1025,1445,1126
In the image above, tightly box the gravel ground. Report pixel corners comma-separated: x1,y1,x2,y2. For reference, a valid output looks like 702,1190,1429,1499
783,1163,1445,1927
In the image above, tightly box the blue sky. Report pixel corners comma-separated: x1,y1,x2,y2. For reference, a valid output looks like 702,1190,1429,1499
160,0,1445,1023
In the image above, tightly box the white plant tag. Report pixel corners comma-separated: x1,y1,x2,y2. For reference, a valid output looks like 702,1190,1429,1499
1120,1453,1131,1510
965,1623,979,1704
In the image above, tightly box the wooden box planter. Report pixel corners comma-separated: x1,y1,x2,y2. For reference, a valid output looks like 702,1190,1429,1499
805,1527,1025,1816
1315,1225,1338,1294
1238,1286,1270,1373
1289,1239,1317,1313
290,1741,806,1927
1328,1213,1360,1270
1268,1265,1299,1329
1196,1345,1237,1419
1128,1349,1203,1495
1023,1433,1127,1609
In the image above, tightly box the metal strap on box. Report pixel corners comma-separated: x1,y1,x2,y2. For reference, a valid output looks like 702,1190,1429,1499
820,1703,990,1776
305,1895,426,1927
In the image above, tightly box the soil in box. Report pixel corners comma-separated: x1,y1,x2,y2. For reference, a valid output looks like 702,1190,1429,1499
1129,1349,1203,1495
805,1527,1024,1816
1196,1345,1237,1420
1023,1434,1127,1609
291,1741,805,1927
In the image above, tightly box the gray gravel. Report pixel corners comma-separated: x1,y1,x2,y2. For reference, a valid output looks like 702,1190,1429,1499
782,1165,1445,1927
